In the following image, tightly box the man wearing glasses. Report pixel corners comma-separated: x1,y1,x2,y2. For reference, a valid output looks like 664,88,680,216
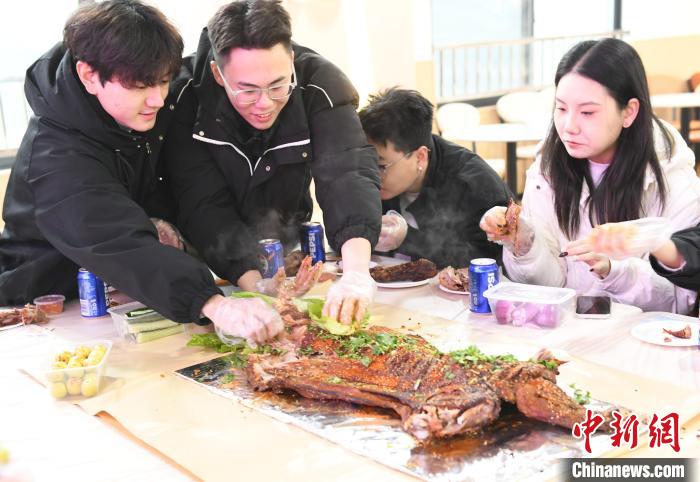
359,88,512,268
164,0,381,325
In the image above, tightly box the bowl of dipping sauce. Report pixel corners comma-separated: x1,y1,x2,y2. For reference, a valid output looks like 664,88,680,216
33,294,66,316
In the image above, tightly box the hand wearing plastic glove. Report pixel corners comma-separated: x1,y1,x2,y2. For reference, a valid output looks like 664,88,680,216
478,205,535,257
150,217,184,250
255,256,323,297
209,296,284,347
565,218,672,260
322,271,376,325
375,211,408,252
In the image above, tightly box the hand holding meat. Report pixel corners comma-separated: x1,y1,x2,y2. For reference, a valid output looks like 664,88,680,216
566,218,671,260
150,218,184,250
256,256,323,297
210,297,284,346
479,203,534,256
322,271,376,325
375,211,408,252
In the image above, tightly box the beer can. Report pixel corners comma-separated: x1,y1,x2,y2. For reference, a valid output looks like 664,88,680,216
299,222,326,264
469,258,499,313
77,268,108,317
258,239,284,278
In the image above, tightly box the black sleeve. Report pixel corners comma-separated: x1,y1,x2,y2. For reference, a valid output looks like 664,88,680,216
650,225,700,291
306,69,382,251
162,85,260,283
28,130,220,323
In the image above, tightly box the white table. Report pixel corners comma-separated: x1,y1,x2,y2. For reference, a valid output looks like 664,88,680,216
3,287,700,480
455,122,547,196
651,92,700,144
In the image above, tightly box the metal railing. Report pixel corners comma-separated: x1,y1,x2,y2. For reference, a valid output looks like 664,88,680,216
434,30,627,103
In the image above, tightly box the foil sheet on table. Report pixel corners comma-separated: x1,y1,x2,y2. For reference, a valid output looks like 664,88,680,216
177,355,615,482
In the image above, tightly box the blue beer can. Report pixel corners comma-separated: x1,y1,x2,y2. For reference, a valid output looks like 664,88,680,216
469,258,499,313
77,268,108,317
299,222,326,264
258,239,284,278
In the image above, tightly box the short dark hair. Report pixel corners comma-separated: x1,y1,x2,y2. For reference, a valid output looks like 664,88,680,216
541,38,668,238
208,0,292,67
63,0,183,87
358,88,434,153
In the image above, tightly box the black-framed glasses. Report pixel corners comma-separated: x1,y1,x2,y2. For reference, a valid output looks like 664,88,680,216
216,62,297,106
377,150,413,176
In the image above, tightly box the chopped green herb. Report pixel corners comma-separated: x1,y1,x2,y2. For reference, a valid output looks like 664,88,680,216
327,376,342,384
449,345,518,367
537,359,559,371
569,383,591,405
219,373,235,384
310,326,422,366
445,371,456,380
298,346,315,356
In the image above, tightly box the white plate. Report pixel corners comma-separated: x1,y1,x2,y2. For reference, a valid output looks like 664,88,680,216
337,260,378,271
438,283,469,295
630,320,700,347
375,278,432,289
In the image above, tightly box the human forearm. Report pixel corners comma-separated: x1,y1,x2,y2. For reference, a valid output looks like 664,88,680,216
237,269,263,291
340,237,372,273
651,239,684,269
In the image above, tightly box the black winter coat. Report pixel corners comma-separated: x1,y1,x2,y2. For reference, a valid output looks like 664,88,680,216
651,224,700,291
0,43,220,322
163,30,381,283
381,135,512,268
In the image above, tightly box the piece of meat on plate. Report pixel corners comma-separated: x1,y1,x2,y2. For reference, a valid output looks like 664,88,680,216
438,266,469,291
370,258,438,283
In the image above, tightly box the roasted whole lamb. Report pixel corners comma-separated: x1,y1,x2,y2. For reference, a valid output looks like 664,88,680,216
245,298,603,442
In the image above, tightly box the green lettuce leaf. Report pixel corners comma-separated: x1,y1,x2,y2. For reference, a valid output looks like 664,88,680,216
230,291,278,306
303,297,367,336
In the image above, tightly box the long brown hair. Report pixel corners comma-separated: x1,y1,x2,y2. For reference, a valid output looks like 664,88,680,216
540,38,670,239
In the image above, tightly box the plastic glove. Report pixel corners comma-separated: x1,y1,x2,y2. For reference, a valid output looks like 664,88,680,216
322,271,376,325
150,218,184,250
210,297,284,347
375,211,408,252
575,218,672,260
479,205,535,256
255,256,323,298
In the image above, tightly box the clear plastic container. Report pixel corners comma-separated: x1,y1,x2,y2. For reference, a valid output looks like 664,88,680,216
42,339,112,399
108,301,185,343
483,282,576,328
33,294,65,315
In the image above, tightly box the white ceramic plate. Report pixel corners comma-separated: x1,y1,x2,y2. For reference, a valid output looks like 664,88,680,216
337,260,378,271
630,320,700,347
375,278,432,289
438,283,469,295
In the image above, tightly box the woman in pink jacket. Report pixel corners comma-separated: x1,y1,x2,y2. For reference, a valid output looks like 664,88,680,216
480,38,700,314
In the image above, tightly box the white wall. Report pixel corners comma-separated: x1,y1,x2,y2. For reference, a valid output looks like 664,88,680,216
622,0,700,40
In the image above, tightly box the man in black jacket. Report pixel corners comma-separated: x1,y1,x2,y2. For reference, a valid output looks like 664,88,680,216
0,0,283,345
359,88,512,268
164,0,381,324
